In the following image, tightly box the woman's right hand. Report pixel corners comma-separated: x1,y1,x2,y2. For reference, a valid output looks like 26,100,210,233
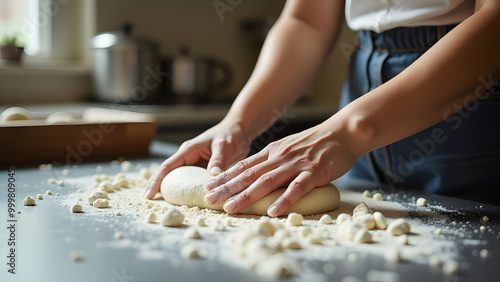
143,120,251,199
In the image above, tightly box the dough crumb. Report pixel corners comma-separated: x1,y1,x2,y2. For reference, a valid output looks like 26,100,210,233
479,225,486,233
48,178,57,185
373,212,388,230
372,193,384,201
224,218,233,227
286,213,303,226
184,227,201,239
38,163,53,170
145,212,157,223
480,249,488,258
70,203,82,213
36,194,43,200
212,220,226,231
62,169,69,176
336,213,351,226
482,216,489,222
93,198,109,208
46,190,53,195
196,217,206,226
434,228,443,235
442,260,459,275
387,219,410,236
429,255,442,267
88,191,109,205
70,251,84,262
181,243,202,259
319,214,332,225
121,160,132,172
23,196,36,206
255,254,296,280
114,232,124,239
362,190,371,198
397,234,409,245
96,165,103,172
416,197,428,207
161,208,185,227
115,212,121,216
57,180,64,187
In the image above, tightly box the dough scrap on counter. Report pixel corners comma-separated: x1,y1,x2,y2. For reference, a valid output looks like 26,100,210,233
46,112,75,124
88,191,109,205
416,197,428,207
286,213,303,226
93,198,109,208
161,208,185,227
23,196,36,206
145,212,157,223
71,203,82,213
0,106,31,122
160,166,340,216
387,219,410,236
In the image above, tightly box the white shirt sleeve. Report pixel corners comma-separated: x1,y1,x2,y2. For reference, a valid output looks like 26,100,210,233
345,0,474,33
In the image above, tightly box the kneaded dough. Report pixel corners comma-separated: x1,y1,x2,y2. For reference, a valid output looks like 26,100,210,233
160,166,340,216
0,106,31,123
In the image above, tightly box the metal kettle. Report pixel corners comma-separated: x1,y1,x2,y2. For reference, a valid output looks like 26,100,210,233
169,47,233,98
91,24,160,103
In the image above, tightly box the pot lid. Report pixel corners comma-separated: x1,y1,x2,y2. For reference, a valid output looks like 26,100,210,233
91,24,158,51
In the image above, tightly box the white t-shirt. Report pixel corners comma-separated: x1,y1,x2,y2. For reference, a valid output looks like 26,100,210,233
346,0,475,33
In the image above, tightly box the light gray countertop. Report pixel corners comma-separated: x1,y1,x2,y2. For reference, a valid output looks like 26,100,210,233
1,142,499,282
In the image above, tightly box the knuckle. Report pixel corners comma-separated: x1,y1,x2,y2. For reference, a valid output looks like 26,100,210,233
290,179,307,195
236,160,248,172
238,190,252,203
241,168,256,183
259,174,273,187
220,183,232,196
279,196,293,209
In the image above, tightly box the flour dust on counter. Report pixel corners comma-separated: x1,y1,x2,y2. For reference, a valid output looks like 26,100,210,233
26,159,498,281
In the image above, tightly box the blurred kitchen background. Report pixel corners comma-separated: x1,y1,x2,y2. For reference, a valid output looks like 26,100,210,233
0,0,355,148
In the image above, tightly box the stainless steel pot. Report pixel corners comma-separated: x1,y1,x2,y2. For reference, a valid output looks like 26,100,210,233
91,25,160,103
169,47,233,97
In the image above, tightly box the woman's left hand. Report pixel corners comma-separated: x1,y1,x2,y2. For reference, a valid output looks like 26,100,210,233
204,121,360,217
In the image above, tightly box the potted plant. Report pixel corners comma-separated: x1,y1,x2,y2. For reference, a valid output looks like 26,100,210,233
0,35,25,60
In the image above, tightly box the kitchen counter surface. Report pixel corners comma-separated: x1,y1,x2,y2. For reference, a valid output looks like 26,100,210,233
1,143,499,282
0,101,336,128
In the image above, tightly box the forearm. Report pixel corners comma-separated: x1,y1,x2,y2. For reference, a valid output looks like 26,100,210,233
224,0,344,140
332,1,500,157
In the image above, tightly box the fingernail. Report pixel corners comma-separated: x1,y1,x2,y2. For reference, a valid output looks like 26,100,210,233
267,205,279,217
143,188,151,199
204,192,218,205
210,166,222,175
223,199,237,213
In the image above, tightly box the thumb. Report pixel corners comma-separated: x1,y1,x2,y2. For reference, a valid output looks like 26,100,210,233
207,138,232,175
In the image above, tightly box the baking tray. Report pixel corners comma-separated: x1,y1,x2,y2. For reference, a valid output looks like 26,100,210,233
0,107,156,164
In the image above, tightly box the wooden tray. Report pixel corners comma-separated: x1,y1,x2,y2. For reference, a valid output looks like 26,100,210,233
0,107,156,165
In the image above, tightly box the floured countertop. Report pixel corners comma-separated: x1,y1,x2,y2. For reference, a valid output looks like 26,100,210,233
1,158,499,282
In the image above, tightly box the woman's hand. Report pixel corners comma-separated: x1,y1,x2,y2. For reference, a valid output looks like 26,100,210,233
143,120,251,199
204,121,359,217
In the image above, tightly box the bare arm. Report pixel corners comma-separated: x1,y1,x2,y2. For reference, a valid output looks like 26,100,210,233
223,0,345,142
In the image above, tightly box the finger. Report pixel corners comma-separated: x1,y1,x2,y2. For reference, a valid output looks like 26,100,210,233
222,166,297,214
205,150,268,191
267,171,317,217
204,156,280,206
207,137,232,175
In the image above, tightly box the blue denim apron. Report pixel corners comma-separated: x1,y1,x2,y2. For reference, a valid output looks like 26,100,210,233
339,25,500,198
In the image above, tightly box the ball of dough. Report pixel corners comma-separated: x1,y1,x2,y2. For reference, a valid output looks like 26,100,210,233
161,207,185,227
373,212,388,230
46,112,75,124
160,166,340,216
319,214,332,224
0,107,31,123
416,197,428,207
